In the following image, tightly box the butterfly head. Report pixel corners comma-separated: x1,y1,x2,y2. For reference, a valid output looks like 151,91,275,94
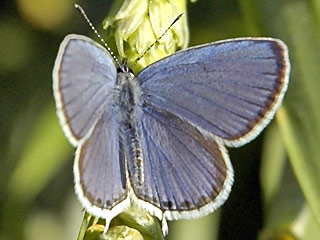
118,59,134,74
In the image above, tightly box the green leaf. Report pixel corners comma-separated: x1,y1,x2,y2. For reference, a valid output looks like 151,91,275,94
116,208,164,240
260,122,287,208
293,205,320,240
238,0,261,36
168,212,220,240
79,208,163,240
277,106,320,225
78,212,92,240
7,104,72,202
275,0,320,226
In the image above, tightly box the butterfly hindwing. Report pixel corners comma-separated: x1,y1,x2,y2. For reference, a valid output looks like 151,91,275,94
129,103,233,220
74,109,128,217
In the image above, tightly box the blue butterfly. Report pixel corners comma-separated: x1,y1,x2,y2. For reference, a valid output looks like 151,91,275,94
53,34,290,234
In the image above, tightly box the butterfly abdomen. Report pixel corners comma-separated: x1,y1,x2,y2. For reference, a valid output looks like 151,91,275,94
115,71,144,187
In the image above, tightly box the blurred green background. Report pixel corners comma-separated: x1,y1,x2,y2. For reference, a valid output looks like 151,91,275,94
1,0,320,239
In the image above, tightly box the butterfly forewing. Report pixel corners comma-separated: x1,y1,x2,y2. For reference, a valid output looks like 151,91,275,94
137,38,289,147
53,34,117,146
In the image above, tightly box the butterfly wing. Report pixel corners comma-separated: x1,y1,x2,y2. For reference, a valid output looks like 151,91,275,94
53,34,118,146
129,104,233,223
137,38,290,147
128,38,289,226
53,35,129,222
74,110,128,218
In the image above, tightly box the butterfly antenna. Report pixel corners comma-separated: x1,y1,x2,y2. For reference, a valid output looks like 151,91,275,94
134,13,184,65
75,4,121,68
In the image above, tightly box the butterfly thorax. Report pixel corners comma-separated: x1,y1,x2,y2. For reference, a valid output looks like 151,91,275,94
115,71,140,125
